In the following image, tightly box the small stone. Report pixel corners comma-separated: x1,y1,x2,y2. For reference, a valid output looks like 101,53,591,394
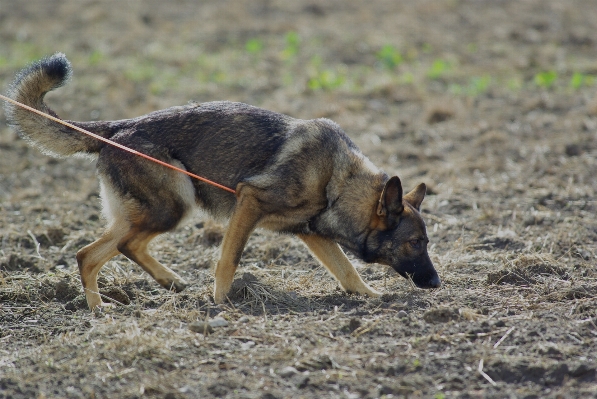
189,321,214,335
565,143,582,157
241,341,255,350
278,366,299,378
423,307,460,323
523,215,537,226
397,310,408,319
494,320,506,327
537,342,561,356
347,318,361,333
427,107,454,124
294,375,310,389
238,316,250,323
577,249,591,260
208,317,229,328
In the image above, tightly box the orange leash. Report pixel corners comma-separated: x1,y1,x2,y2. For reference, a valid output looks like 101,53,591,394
0,94,236,194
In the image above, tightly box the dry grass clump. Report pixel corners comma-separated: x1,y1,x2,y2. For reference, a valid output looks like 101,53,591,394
487,254,568,286
226,272,311,313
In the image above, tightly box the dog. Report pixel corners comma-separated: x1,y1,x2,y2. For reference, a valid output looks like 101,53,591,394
5,53,440,310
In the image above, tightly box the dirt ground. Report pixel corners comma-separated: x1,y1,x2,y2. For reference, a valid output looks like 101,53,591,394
1,0,597,398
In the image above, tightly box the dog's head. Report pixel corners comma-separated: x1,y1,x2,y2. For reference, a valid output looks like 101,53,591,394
364,176,440,289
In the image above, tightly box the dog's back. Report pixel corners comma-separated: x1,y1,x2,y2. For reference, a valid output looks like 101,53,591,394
94,100,366,222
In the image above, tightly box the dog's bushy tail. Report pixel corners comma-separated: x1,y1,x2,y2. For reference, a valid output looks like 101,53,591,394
5,53,111,157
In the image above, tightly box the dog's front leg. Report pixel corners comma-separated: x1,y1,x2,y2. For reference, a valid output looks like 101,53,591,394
298,234,381,297
214,186,263,304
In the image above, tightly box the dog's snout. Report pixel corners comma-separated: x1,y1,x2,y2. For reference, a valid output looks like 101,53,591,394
428,274,441,288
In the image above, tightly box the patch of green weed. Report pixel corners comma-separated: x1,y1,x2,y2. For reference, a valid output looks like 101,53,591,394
245,38,263,54
450,76,491,96
377,44,403,70
427,59,451,80
281,31,300,60
307,56,345,91
534,70,557,89
468,75,491,95
569,72,595,89
308,69,345,91
87,50,104,66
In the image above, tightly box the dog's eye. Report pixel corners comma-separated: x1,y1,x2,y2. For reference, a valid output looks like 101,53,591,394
409,239,421,249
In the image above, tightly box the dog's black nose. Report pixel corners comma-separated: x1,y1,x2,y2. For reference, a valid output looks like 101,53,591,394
428,275,441,288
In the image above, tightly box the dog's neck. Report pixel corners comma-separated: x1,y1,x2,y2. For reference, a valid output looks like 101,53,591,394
309,163,388,261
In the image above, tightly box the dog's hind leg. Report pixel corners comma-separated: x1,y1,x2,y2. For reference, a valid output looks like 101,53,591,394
298,234,381,297
213,184,263,304
81,151,194,309
117,229,188,293
77,223,127,310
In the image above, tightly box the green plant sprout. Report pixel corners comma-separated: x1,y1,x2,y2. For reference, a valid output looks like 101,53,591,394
534,70,557,88
569,72,595,89
87,50,104,66
307,69,345,91
281,31,300,60
428,59,451,79
468,75,491,95
306,56,345,90
245,38,263,54
377,44,403,70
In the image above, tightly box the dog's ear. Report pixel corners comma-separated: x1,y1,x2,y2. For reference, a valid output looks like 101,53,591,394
403,183,426,211
377,176,404,218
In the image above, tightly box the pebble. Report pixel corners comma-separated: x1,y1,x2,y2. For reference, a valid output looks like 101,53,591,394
397,310,408,319
278,366,299,378
208,317,229,328
189,321,214,334
241,341,255,350
347,318,361,333
238,316,250,323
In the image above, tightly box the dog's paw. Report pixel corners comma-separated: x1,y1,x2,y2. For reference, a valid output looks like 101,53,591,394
213,291,227,304
158,277,188,293
364,287,382,297
360,285,381,297
167,279,188,293
213,282,231,304
345,284,381,298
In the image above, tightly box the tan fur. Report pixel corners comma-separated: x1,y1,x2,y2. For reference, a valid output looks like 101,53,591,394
298,234,380,296
213,184,264,304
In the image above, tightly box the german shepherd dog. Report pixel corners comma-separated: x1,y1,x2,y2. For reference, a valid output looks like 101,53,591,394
5,53,440,310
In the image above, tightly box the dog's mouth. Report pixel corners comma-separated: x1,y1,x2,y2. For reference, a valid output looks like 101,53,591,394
397,270,441,289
